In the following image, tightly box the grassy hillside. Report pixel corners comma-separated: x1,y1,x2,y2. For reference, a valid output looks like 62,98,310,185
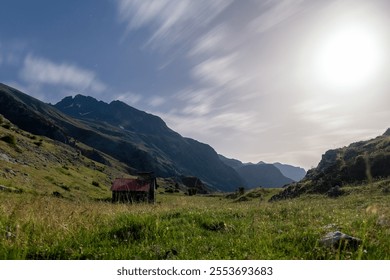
0,114,129,200
1,182,390,259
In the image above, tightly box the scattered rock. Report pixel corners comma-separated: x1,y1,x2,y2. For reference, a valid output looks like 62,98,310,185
52,191,63,198
0,185,9,191
234,196,250,202
0,185,20,193
323,223,340,230
320,231,361,250
0,153,14,163
5,168,16,176
327,185,344,198
377,215,390,227
162,248,178,260
202,221,227,231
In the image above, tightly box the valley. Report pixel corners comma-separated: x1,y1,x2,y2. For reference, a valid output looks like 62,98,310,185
1,83,390,260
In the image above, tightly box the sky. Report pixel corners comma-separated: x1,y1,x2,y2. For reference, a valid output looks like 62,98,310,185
1,0,390,170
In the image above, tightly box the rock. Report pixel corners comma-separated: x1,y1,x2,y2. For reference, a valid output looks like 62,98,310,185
320,231,361,250
0,185,9,191
0,153,13,162
327,185,344,198
5,168,16,176
0,185,20,193
323,223,340,230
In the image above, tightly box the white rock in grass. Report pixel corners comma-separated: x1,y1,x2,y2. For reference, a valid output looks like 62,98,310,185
320,231,361,249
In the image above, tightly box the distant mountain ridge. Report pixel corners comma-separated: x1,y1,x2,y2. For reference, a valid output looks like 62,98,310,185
219,155,305,188
273,162,306,182
0,83,243,191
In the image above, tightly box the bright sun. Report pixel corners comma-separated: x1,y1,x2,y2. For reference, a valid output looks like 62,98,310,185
314,23,383,92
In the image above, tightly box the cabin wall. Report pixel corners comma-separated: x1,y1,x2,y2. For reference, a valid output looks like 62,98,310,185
112,191,149,203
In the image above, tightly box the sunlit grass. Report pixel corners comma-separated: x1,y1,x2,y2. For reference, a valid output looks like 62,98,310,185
1,184,390,260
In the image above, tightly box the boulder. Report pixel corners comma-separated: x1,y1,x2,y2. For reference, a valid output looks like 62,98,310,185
327,185,344,198
320,231,361,250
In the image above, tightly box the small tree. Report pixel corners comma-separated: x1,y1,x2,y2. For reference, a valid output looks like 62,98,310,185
237,187,245,196
1,134,16,146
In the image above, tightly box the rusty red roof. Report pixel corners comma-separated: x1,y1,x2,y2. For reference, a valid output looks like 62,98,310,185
111,178,150,192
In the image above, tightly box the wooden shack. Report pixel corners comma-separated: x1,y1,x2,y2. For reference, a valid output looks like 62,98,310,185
111,172,156,203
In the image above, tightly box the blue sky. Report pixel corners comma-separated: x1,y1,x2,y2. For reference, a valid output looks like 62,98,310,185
1,0,390,169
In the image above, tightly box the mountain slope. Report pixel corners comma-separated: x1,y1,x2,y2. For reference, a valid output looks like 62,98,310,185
219,155,294,188
0,83,243,191
0,114,128,199
273,162,306,182
270,130,390,200
235,164,294,188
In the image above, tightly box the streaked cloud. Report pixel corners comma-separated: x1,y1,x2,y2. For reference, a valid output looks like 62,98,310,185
20,54,107,93
116,0,233,48
250,0,306,33
192,54,242,89
174,87,221,116
115,92,142,105
189,25,228,56
148,96,166,107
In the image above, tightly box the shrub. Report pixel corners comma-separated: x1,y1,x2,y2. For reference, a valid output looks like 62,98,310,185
1,134,16,146
2,123,11,129
92,181,100,187
52,191,63,198
34,141,43,147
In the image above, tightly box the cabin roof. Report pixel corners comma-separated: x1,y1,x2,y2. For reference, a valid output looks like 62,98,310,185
111,178,150,192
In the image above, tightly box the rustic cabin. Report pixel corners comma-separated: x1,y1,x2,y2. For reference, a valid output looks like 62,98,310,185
111,172,156,203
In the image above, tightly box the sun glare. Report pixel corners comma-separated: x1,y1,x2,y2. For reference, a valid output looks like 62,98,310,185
314,23,383,92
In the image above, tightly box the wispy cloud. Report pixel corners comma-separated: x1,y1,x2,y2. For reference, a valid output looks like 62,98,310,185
192,54,242,89
115,92,142,105
116,0,233,48
174,87,222,117
189,25,228,56
250,0,306,33
148,96,166,107
20,54,106,93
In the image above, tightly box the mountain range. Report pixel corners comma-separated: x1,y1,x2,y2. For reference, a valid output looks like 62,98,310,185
0,83,245,191
1,83,388,197
0,83,310,191
219,155,305,188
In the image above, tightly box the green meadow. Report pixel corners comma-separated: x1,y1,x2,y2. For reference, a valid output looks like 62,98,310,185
1,183,390,260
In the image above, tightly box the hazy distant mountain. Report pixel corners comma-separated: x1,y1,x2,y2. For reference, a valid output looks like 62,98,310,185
0,83,243,191
219,155,294,188
273,162,306,182
235,164,294,188
270,129,390,200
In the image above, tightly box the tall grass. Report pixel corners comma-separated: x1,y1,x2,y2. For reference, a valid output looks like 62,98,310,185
1,183,390,260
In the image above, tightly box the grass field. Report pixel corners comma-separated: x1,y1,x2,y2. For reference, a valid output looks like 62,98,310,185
1,182,390,260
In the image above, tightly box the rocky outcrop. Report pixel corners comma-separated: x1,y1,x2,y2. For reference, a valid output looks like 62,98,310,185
270,131,390,201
